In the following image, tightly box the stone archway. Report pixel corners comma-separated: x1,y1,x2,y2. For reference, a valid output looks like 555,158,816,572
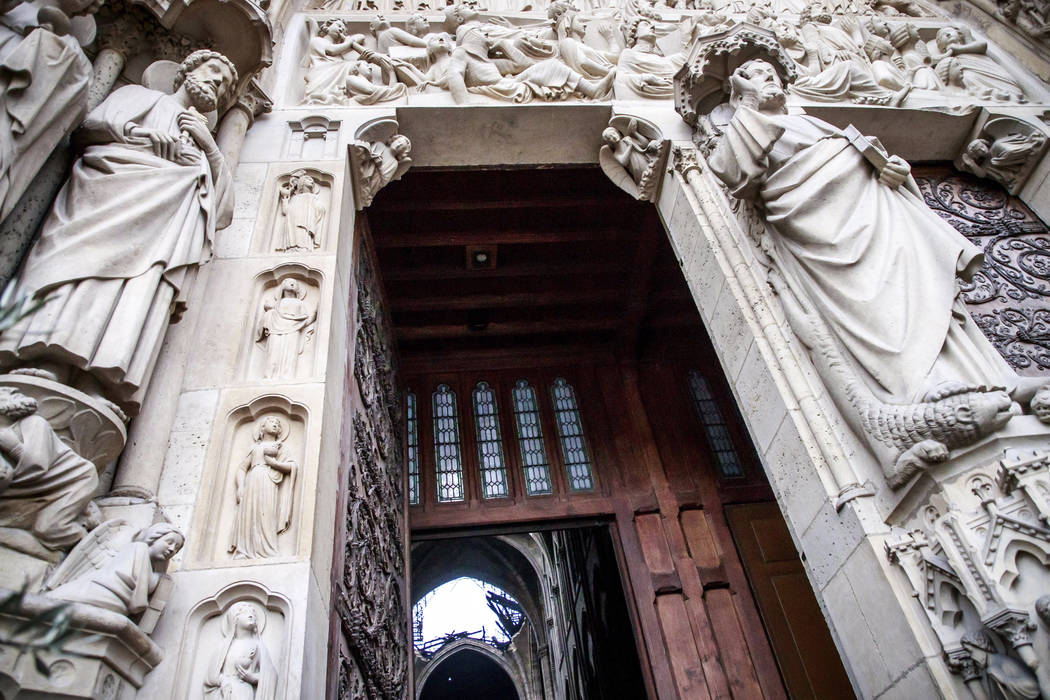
417,640,526,700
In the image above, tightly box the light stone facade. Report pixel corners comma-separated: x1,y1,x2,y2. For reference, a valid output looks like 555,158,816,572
0,0,1048,696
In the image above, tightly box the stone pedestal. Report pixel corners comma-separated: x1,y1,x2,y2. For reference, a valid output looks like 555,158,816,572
0,588,162,699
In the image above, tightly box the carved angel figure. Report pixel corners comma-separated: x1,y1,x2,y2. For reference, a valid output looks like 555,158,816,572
229,416,297,560
599,116,667,201
0,386,98,554
277,171,326,252
351,133,412,206
204,601,279,700
43,520,183,618
959,123,1047,192
256,278,317,379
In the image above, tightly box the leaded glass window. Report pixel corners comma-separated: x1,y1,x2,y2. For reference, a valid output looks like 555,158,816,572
473,382,509,499
686,370,744,479
432,384,465,502
550,378,594,491
406,391,420,505
512,379,553,495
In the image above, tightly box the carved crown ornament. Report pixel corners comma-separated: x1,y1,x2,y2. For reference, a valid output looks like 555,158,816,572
673,22,798,127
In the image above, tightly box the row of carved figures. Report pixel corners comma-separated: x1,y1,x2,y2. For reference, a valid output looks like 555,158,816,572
299,1,1038,105
313,0,934,16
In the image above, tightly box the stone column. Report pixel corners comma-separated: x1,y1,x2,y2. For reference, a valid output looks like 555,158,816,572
217,81,272,173
87,46,128,110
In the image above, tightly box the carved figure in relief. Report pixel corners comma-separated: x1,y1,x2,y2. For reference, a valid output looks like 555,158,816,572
554,10,619,80
0,50,237,416
229,416,297,559
791,4,910,106
372,13,427,54
931,27,1028,102
350,131,412,207
405,14,431,38
1031,384,1050,423
45,520,183,618
441,4,613,103
304,19,407,105
959,127,1047,192
961,630,1041,700
615,17,684,100
0,0,99,221
204,601,278,700
256,278,317,379
0,386,98,554
708,59,1037,487
599,116,667,200
886,22,943,90
277,170,326,252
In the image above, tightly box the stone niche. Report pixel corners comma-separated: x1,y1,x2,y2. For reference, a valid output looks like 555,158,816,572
253,167,335,254
189,395,308,566
242,263,324,382
172,582,290,700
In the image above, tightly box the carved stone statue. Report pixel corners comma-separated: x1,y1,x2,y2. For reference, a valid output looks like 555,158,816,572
0,49,237,416
350,130,412,208
256,278,317,379
705,57,1038,486
229,416,297,559
958,120,1048,194
204,601,278,700
304,19,407,105
277,170,326,252
960,630,1041,700
599,115,668,201
931,26,1028,102
44,520,183,618
0,386,98,555
554,9,619,80
0,0,97,221
614,16,683,100
1031,384,1050,423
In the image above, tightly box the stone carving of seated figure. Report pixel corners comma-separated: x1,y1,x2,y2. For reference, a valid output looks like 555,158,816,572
0,386,98,557
930,26,1028,102
960,129,1047,191
441,4,615,104
304,19,407,105
614,16,684,100
44,520,183,620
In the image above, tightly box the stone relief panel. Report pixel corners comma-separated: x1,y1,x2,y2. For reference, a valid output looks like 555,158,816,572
333,234,408,699
173,582,290,700
914,167,1050,375
191,395,308,564
956,116,1049,195
256,168,334,254
244,264,323,381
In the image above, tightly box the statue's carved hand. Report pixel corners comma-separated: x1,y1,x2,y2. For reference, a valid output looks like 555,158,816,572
177,109,218,155
730,72,760,110
878,155,911,189
133,127,180,161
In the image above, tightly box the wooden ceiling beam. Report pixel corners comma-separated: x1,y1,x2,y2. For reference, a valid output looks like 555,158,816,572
390,289,623,312
395,318,620,340
373,196,612,212
374,228,631,249
617,220,664,361
381,260,624,282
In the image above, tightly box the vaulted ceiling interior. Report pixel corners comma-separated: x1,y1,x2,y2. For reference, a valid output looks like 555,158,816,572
367,166,706,369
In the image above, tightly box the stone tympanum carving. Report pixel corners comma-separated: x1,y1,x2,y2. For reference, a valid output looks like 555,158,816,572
44,519,183,621
305,19,407,105
614,16,683,100
678,30,1045,488
599,115,668,201
0,386,98,556
277,170,327,252
931,26,1028,103
0,0,97,221
203,601,278,699
256,277,317,379
349,118,412,209
0,49,237,416
229,416,297,559
957,118,1048,195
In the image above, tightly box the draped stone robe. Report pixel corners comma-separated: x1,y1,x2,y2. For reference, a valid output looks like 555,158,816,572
709,106,1015,403
0,85,233,414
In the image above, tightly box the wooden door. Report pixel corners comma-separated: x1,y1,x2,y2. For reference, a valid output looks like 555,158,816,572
725,503,856,700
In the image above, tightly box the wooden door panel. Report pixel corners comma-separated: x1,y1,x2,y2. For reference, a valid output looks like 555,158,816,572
726,503,855,700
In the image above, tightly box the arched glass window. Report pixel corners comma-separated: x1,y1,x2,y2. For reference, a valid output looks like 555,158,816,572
432,384,465,502
686,370,743,478
550,378,594,491
473,382,509,499
406,390,420,505
512,380,552,495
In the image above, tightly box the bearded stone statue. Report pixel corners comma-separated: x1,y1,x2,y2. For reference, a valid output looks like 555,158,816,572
0,49,237,416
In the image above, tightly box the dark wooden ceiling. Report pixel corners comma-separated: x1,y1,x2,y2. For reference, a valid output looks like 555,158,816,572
367,167,705,370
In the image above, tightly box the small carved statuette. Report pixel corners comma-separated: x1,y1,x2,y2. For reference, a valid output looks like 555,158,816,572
204,601,278,700
277,170,326,252
598,115,668,201
0,386,98,556
229,416,297,559
958,119,1048,195
44,520,183,620
256,278,317,379
349,119,412,209
960,629,1041,700
1031,384,1050,423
